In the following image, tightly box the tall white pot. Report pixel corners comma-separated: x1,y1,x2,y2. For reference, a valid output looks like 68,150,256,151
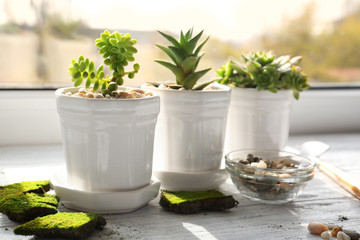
146,85,231,174
224,88,293,154
55,87,160,192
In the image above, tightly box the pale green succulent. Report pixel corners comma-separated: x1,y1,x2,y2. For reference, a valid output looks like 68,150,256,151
68,30,140,93
216,51,310,99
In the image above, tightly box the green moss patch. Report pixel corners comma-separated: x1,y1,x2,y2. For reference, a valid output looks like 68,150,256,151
162,190,227,204
0,180,58,222
0,180,51,193
14,212,106,239
0,180,51,203
160,190,238,214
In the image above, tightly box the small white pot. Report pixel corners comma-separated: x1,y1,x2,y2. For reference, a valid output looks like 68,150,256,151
55,87,160,192
144,84,231,173
224,88,293,153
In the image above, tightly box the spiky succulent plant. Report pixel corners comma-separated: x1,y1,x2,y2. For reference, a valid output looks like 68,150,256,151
68,30,140,93
216,51,310,99
154,28,213,90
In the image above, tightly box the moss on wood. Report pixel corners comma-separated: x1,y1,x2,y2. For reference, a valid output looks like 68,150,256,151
14,212,106,239
0,180,58,222
0,180,50,193
160,190,238,213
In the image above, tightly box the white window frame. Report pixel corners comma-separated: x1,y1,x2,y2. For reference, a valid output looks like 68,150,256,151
0,88,359,146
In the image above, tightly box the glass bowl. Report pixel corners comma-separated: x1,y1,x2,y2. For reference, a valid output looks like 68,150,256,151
225,149,316,204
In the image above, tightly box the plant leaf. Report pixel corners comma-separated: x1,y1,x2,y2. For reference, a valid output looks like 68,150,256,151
109,38,118,47
293,89,300,100
184,28,193,40
157,30,182,48
80,61,86,72
247,61,261,75
225,60,233,76
126,46,137,53
182,56,198,74
193,53,204,71
155,60,185,84
73,71,81,79
90,72,95,79
278,63,292,73
290,56,302,65
183,30,203,55
169,85,182,90
117,65,125,74
82,71,88,78
193,80,215,90
96,65,103,75
85,58,89,67
275,55,290,65
194,36,210,56
230,63,247,75
156,44,179,65
85,78,91,88
74,78,83,87
180,30,186,46
182,68,211,90
68,66,74,74
168,46,187,64
115,32,122,41
89,61,95,73
101,81,107,90
146,82,160,87
93,79,100,91
99,71,104,79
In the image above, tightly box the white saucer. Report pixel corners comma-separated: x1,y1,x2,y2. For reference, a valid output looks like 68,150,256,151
154,169,229,191
51,172,160,214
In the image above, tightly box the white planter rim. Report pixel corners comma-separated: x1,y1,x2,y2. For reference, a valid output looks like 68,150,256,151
55,86,159,102
146,82,230,94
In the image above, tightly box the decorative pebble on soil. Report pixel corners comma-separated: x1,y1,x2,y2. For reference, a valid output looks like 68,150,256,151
64,87,153,99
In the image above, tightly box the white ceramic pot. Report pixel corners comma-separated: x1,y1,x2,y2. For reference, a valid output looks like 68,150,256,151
55,87,160,192
144,84,231,175
224,88,293,154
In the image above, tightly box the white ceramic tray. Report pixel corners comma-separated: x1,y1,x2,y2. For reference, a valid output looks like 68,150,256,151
51,172,160,214
154,168,229,191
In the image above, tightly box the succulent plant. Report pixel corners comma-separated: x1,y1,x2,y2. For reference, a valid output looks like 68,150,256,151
154,28,213,90
216,51,310,99
68,30,140,93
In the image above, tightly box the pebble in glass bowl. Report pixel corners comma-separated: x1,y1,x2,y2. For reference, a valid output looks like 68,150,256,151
225,149,316,204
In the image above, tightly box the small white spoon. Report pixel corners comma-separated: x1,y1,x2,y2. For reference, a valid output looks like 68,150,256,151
300,141,360,200
300,141,329,157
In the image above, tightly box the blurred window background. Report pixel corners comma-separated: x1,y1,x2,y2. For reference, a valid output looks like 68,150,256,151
1,0,360,89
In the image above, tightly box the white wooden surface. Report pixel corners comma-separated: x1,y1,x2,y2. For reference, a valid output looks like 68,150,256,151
0,133,360,240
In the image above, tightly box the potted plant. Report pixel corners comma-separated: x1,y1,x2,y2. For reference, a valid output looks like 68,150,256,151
55,30,160,212
216,51,310,152
142,28,231,191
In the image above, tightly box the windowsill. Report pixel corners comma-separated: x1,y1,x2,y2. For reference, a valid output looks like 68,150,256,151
0,133,359,239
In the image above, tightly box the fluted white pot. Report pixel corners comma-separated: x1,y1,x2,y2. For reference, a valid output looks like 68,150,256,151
224,88,293,154
143,84,231,190
55,87,160,192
